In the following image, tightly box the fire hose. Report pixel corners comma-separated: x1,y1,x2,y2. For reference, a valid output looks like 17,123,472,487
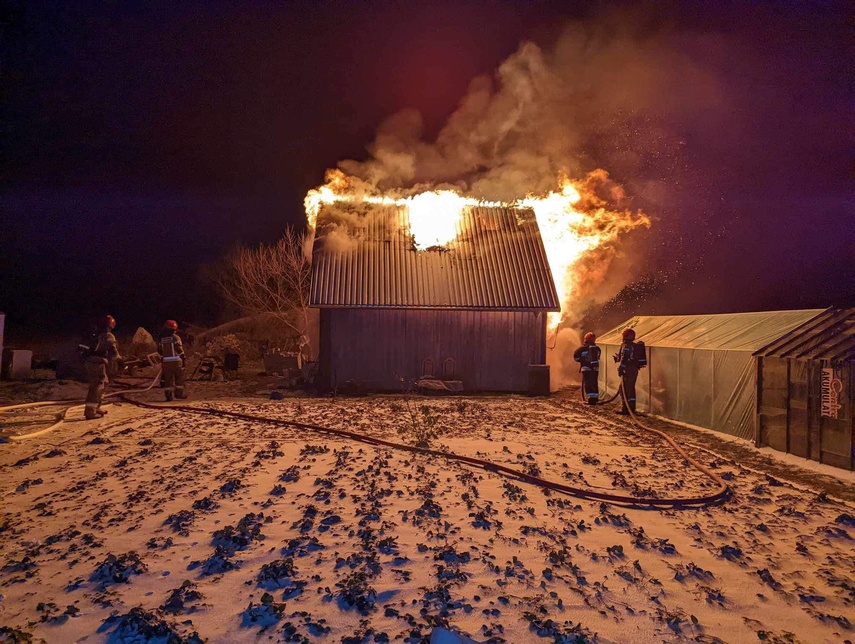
3,371,730,508
0,373,163,441
582,376,731,502
581,381,622,406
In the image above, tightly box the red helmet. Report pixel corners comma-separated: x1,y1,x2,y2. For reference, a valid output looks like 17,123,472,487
583,332,596,343
622,328,636,341
104,315,116,330
164,319,178,331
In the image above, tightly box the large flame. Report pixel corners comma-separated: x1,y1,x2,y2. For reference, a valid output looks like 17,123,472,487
519,170,650,329
304,168,649,330
404,191,496,248
305,170,502,249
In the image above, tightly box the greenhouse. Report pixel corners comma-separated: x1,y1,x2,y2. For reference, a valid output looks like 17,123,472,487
598,309,823,440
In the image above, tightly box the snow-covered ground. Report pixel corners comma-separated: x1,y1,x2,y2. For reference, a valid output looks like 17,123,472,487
1,377,853,643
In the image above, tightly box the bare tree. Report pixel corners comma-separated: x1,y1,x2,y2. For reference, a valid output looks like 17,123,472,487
214,227,314,356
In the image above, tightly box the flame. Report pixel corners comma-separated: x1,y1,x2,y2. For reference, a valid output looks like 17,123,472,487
304,170,394,228
305,168,649,330
519,180,592,330
403,191,502,248
519,170,650,330
305,169,502,250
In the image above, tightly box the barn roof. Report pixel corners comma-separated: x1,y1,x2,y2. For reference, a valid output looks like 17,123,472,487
598,309,825,352
754,307,855,362
309,205,560,310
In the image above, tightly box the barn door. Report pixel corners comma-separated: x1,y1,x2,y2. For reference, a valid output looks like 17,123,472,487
817,362,852,469
787,360,809,457
758,357,788,452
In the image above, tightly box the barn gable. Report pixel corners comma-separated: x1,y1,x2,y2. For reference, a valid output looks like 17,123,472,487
310,205,559,311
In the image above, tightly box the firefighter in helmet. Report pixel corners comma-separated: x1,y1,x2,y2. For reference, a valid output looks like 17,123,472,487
573,332,601,404
158,320,186,401
614,328,647,414
84,314,121,420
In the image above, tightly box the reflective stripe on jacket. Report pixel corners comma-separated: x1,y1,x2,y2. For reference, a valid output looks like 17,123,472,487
618,341,646,369
573,344,601,372
158,334,185,363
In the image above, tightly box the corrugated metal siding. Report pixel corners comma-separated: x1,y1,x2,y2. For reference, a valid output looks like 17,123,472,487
754,308,855,362
318,308,546,392
310,205,559,310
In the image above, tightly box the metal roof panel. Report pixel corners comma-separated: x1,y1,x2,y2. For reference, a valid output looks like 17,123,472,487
310,205,561,310
754,308,855,361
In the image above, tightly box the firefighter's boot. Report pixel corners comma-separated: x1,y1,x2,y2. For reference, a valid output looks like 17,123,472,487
175,387,186,400
165,390,174,402
95,407,107,417
84,405,99,420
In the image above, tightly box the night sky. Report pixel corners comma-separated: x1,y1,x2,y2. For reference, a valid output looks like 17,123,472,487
2,0,852,341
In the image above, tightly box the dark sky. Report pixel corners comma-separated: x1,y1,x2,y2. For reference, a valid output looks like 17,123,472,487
1,0,852,340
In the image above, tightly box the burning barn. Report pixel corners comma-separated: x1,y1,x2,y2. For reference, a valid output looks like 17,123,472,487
309,204,560,393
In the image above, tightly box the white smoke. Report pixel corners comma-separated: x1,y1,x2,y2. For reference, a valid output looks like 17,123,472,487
336,17,720,201
547,327,583,391
321,10,725,346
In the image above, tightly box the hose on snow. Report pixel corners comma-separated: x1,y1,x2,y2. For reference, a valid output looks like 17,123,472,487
120,387,731,508
0,370,163,441
3,369,730,508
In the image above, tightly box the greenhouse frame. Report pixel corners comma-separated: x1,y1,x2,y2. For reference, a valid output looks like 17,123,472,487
598,309,824,440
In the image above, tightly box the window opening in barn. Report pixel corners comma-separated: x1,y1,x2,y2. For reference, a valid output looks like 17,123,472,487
443,358,456,377
422,358,434,377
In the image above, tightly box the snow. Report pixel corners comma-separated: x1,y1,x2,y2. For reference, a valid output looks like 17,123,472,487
1,377,853,643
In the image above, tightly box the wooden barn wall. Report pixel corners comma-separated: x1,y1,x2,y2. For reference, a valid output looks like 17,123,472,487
814,362,852,470
317,309,546,392
757,358,853,470
758,357,788,453
788,359,809,458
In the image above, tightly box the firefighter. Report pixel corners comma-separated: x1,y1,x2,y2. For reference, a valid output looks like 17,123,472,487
573,332,601,404
614,328,647,415
158,319,186,401
84,314,122,420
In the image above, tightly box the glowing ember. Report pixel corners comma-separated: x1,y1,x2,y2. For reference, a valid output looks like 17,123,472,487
305,168,649,329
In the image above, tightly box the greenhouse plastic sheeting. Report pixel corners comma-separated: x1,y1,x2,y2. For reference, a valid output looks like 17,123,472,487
598,309,824,439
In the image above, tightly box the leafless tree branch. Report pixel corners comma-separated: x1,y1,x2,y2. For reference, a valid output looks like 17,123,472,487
214,227,314,356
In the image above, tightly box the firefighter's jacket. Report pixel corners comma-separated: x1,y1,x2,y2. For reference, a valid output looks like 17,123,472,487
87,331,121,364
158,332,185,365
573,343,601,372
614,341,647,373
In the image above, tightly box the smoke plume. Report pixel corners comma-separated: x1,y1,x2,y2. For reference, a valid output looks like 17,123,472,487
313,4,845,386
325,11,726,334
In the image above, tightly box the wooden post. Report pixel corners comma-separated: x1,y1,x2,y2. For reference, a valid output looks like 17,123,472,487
785,358,791,455
754,356,763,448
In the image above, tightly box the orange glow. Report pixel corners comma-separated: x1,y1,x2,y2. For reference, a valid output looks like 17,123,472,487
305,168,649,329
520,171,650,329
402,191,501,248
